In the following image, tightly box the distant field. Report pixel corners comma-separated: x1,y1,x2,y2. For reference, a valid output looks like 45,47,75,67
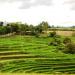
47,31,75,36
0,35,75,74
56,31,74,36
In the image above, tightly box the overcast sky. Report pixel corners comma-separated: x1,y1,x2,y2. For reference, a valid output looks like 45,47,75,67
0,0,75,26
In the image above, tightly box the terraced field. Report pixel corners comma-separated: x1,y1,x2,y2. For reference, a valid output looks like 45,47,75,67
0,35,75,74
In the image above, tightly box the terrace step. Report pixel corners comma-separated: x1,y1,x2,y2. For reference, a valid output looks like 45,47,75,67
0,51,29,56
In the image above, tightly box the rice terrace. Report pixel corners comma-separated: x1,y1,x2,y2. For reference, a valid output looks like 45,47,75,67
0,21,75,75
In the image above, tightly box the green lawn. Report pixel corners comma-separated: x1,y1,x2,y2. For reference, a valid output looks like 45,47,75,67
0,35,75,74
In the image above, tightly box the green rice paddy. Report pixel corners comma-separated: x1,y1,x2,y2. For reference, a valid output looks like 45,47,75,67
0,35,75,74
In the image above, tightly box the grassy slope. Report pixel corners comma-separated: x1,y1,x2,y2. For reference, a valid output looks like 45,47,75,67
0,35,75,74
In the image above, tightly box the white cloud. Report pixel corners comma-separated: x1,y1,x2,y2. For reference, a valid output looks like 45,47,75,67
21,0,52,9
0,0,52,9
0,0,75,26
64,0,75,10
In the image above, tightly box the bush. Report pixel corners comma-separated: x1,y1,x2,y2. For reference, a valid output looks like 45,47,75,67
49,31,56,37
49,37,61,46
63,37,71,44
64,43,75,54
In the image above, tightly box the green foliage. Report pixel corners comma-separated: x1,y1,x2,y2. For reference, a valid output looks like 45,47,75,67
29,25,35,35
0,21,49,36
0,22,4,26
56,37,75,54
0,26,7,35
49,31,56,37
49,37,61,46
40,21,49,32
35,25,42,34
63,37,71,44
64,43,75,54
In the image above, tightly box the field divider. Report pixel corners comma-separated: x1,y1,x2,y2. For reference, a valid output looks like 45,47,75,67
0,51,30,56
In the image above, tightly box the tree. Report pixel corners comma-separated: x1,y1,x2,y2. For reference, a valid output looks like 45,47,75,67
0,22,4,26
35,25,42,33
9,23,20,33
0,26,7,35
4,26,11,34
29,25,35,35
19,23,30,35
39,21,49,33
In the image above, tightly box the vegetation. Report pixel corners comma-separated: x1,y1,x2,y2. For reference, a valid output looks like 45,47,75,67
64,43,75,54
63,38,72,45
0,21,75,74
49,37,61,46
0,21,49,36
49,31,57,37
0,35,74,74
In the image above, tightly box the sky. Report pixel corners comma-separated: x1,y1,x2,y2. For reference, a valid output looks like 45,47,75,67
0,0,75,26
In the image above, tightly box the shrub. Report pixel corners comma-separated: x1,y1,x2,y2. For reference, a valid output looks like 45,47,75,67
49,37,61,46
49,31,56,37
64,43,75,54
63,37,71,44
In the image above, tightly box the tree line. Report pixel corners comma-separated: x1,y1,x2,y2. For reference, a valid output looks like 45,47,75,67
0,21,51,35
